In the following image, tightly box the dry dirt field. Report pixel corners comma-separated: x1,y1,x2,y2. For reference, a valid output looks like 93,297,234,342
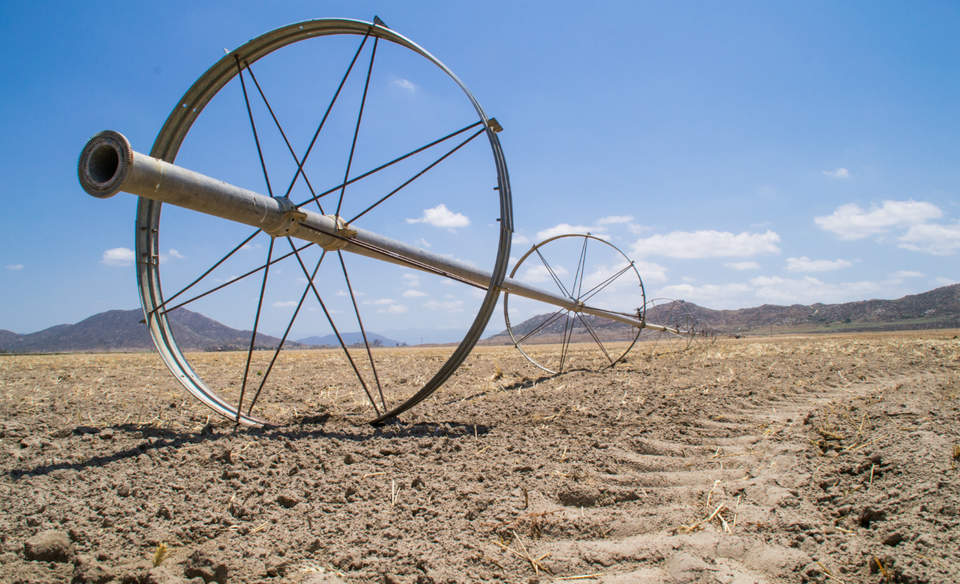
1,331,958,583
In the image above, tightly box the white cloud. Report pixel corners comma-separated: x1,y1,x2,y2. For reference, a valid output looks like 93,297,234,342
519,264,570,284
406,204,470,229
102,247,134,267
158,248,185,264
5,264,23,271
892,270,924,279
402,289,427,298
423,299,464,312
633,260,667,284
416,238,431,248
632,230,780,259
653,274,902,309
392,78,416,93
272,300,297,308
402,273,420,287
786,256,852,272
725,261,760,271
814,200,942,240
596,215,634,225
512,233,530,246
628,224,654,235
822,168,850,179
749,275,884,305
381,303,408,314
336,289,349,297
536,223,605,241
368,298,396,306
655,282,753,309
934,277,956,286
898,222,960,255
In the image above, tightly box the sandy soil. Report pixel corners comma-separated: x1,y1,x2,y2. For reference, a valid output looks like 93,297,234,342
1,331,958,583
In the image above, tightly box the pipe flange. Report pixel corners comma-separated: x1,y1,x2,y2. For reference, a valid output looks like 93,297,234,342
78,130,133,198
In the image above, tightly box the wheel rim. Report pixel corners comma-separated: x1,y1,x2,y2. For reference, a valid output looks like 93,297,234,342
503,233,644,374
135,19,512,426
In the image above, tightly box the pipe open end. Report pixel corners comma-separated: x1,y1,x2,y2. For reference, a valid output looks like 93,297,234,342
78,130,133,198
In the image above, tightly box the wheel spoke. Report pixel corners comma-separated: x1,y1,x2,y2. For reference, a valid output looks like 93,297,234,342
338,250,387,411
572,235,589,298
281,30,372,200
558,311,574,373
247,249,327,414
236,238,276,421
235,55,274,196
535,248,572,298
284,238,381,414
147,228,262,318
242,59,324,213
576,313,614,365
157,241,313,316
295,120,483,211
579,263,633,303
296,222,487,290
347,127,485,224
516,307,566,345
334,35,378,220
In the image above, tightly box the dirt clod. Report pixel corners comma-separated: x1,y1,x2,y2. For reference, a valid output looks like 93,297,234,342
184,550,228,583
23,529,74,563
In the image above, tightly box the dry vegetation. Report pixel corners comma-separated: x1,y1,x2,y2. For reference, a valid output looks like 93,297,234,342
1,331,958,583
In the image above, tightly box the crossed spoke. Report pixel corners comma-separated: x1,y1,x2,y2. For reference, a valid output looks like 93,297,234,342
338,250,387,411
335,35,379,220
235,53,277,421
579,263,633,304
558,310,575,373
241,58,324,214
515,307,566,345
237,238,275,420
576,313,614,365
572,236,589,299
146,228,261,318
534,248,572,298
281,29,372,201
295,120,483,211
284,237,381,414
247,249,328,414
156,242,313,317
347,127,484,224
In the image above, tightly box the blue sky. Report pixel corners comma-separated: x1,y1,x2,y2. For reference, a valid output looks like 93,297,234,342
1,1,958,341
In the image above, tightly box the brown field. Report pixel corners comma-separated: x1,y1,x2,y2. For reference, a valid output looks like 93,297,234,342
1,331,959,583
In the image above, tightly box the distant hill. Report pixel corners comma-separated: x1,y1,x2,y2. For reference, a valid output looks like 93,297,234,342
2,283,957,353
298,332,402,347
484,283,960,343
0,308,296,354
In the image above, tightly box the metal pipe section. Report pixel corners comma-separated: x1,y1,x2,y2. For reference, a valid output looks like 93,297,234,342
79,131,646,329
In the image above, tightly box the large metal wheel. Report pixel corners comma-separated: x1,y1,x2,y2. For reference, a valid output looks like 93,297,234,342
503,234,645,374
135,19,512,426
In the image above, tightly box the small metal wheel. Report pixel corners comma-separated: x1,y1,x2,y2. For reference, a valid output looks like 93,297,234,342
135,19,511,425
503,233,645,374
640,298,715,351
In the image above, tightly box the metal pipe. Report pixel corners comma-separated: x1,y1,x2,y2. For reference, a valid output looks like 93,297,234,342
79,130,646,329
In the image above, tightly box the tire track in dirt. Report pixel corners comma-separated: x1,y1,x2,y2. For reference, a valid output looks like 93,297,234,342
519,372,940,583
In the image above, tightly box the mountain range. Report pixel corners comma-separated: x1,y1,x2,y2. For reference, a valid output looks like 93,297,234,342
484,282,960,343
1,283,957,354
